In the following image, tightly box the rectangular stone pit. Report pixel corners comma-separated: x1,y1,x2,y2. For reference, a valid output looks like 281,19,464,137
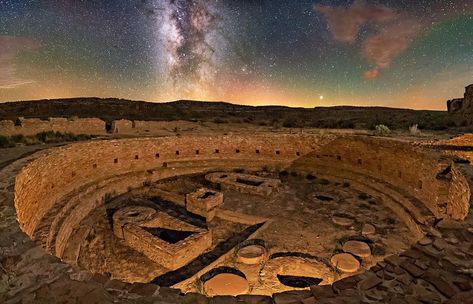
121,215,212,270
185,188,224,221
206,172,281,196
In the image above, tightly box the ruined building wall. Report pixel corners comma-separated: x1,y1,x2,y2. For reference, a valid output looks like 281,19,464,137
447,84,473,114
0,117,107,136
15,134,331,238
111,119,199,135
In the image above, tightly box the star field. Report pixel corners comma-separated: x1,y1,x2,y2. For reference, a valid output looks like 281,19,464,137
0,0,472,109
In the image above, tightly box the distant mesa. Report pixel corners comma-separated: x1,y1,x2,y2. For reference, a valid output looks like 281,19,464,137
447,84,473,114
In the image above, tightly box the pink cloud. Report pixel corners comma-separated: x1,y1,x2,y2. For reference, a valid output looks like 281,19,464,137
362,20,421,70
316,0,423,80
0,35,40,89
315,0,396,43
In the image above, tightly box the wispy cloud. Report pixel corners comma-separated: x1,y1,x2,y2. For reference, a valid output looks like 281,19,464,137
0,35,40,89
316,0,423,80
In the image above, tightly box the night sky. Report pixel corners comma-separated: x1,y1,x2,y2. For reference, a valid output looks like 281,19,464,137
0,0,472,109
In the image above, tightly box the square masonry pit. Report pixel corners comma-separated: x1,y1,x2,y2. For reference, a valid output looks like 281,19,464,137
113,206,212,270
185,188,224,221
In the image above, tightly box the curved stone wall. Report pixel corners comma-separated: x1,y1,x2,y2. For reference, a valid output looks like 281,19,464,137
7,133,472,303
14,134,331,239
292,137,470,221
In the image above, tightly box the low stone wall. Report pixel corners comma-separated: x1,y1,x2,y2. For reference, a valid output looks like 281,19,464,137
0,117,200,137
0,117,107,136
111,119,199,135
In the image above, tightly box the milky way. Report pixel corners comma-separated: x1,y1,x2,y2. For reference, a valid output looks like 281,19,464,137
151,0,226,97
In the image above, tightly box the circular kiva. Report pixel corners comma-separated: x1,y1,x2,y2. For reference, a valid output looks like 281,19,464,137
330,253,360,273
203,273,250,296
236,244,266,265
342,240,371,258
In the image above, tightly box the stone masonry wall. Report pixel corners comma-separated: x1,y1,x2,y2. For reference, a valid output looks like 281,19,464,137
14,134,331,238
111,119,199,135
292,136,466,220
0,117,107,136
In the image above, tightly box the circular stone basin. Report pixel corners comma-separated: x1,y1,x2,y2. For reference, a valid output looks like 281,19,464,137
203,273,249,296
113,206,157,224
112,206,157,237
342,240,371,258
330,253,360,273
236,245,266,265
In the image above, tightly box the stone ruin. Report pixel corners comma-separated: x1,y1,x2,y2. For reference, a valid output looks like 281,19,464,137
447,84,473,114
2,133,473,303
205,172,281,196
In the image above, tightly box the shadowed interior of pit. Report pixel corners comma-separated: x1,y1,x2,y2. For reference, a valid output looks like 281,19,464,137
277,274,323,288
143,227,196,244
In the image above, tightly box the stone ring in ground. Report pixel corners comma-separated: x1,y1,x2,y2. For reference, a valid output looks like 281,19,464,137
236,244,267,265
3,133,473,303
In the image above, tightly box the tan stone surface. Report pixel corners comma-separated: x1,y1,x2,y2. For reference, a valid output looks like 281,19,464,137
342,241,371,258
331,253,360,273
204,273,249,296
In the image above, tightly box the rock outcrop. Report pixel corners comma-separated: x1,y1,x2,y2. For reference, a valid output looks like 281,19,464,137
447,84,473,114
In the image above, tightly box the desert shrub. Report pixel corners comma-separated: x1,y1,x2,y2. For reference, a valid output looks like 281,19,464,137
35,131,91,143
338,120,355,129
409,124,421,136
74,134,92,141
11,134,26,143
0,135,14,148
36,131,57,143
282,118,303,128
374,124,391,136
